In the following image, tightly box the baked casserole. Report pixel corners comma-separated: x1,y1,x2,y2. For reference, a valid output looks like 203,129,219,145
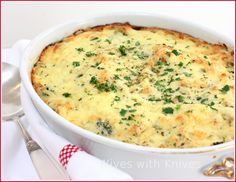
31,23,234,148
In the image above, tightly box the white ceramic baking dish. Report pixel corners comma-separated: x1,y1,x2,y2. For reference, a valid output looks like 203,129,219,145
20,13,234,180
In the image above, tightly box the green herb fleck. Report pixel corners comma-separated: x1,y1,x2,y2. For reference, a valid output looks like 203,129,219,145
135,41,140,46
114,96,120,102
178,62,183,67
176,95,184,102
183,72,192,77
77,74,83,78
105,39,111,44
90,37,99,41
172,49,180,56
220,85,230,94
62,92,71,98
137,52,149,60
162,107,174,114
108,52,115,55
134,103,141,106
118,45,127,56
75,48,84,52
175,104,181,111
86,51,97,57
160,72,168,76
164,68,174,72
124,76,131,81
90,76,98,84
120,109,127,116
114,74,120,80
91,62,101,68
72,61,80,67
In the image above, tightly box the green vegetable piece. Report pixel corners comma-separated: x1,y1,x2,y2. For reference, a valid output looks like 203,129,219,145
96,120,112,136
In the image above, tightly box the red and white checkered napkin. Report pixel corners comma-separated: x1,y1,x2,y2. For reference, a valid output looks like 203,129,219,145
21,86,133,180
59,144,82,169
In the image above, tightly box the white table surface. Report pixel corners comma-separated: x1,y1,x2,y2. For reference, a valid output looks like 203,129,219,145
2,1,235,48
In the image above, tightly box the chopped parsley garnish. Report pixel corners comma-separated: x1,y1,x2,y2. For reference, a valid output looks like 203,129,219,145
62,92,71,98
91,62,101,68
90,76,98,84
85,51,97,57
162,107,174,114
172,49,180,56
135,41,141,46
120,109,127,116
148,96,161,102
110,84,118,92
72,61,80,67
105,39,112,44
183,72,192,77
124,76,131,81
108,52,115,55
220,85,230,94
176,95,184,102
90,76,117,92
175,104,181,111
200,98,208,104
90,37,99,41
75,48,84,52
178,62,183,67
137,52,149,60
97,83,109,91
114,96,120,101
118,45,127,56
204,55,208,59
134,103,141,106
114,74,120,80
160,72,168,76
164,68,174,72
77,74,83,78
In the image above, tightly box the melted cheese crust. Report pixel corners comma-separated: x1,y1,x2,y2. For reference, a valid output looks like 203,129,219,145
32,23,234,148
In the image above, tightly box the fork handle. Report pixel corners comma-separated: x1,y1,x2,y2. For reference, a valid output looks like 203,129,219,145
15,117,70,180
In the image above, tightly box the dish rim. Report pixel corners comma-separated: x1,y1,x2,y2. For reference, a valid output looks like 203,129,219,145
20,12,235,154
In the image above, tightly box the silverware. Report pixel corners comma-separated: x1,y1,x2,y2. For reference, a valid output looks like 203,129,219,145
203,157,234,179
2,62,70,180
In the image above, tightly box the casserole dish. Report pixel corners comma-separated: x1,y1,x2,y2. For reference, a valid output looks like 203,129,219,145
20,13,234,180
